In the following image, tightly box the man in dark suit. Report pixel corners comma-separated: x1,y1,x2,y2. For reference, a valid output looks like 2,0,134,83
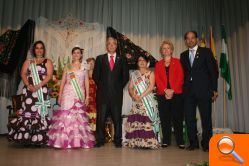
93,37,129,148
180,31,218,152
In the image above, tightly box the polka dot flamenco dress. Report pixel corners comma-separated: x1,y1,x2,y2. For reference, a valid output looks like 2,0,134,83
7,59,51,146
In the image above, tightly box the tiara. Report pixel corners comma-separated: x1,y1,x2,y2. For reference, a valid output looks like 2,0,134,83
74,45,84,51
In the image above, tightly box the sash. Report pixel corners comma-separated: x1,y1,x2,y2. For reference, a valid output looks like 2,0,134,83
131,71,160,140
29,60,50,120
67,65,84,101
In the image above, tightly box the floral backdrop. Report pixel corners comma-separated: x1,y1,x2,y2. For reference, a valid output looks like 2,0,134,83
0,30,19,67
107,27,157,69
47,25,158,100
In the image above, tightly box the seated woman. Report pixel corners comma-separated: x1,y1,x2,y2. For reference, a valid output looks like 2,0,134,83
154,40,185,149
124,54,160,149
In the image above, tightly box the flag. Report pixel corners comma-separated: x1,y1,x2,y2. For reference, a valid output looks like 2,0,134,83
210,26,217,59
210,26,219,78
220,25,232,100
199,28,207,48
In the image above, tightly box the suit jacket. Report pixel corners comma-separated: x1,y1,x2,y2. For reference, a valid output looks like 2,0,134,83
93,53,129,106
155,57,184,95
180,46,218,98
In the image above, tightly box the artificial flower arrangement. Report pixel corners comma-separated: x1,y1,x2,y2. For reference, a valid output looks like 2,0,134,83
48,56,70,99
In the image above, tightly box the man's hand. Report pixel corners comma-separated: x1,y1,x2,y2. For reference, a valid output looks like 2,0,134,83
212,91,218,102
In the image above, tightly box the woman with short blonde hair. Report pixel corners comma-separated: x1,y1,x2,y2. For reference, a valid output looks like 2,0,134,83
155,40,185,149
159,40,174,55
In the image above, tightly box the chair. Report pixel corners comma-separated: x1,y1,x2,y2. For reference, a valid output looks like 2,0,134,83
105,117,114,143
6,94,24,120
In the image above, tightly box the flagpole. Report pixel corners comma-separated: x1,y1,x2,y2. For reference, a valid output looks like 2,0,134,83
212,99,216,128
223,80,227,128
210,26,217,128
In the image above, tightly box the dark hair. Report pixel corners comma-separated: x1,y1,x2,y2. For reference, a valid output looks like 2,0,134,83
71,47,84,62
86,57,95,63
137,54,150,63
184,31,198,40
32,40,46,57
71,47,84,54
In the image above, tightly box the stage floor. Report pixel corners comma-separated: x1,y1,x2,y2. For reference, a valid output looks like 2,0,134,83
0,136,208,166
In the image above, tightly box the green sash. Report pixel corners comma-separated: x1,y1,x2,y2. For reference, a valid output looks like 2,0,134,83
29,60,50,120
131,70,160,141
67,64,84,101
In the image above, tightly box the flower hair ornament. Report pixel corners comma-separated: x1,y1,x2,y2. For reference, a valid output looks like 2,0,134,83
147,61,150,68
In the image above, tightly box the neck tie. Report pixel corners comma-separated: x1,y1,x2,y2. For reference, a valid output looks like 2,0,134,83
109,55,115,71
189,50,195,67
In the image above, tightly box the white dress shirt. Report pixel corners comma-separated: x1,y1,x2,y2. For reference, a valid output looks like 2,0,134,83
108,52,117,63
189,45,198,80
189,45,198,59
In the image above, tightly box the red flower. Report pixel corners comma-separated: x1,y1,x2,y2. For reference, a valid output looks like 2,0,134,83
126,53,132,59
3,59,9,65
0,43,5,53
92,119,97,123
145,52,150,56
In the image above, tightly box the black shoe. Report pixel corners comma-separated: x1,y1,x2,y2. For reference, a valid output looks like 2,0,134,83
202,147,209,152
186,145,195,151
94,142,104,148
161,144,168,148
114,143,122,148
186,144,199,151
201,141,209,152
178,145,185,149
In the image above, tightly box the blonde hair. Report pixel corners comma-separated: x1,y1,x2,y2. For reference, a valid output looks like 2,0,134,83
159,40,174,55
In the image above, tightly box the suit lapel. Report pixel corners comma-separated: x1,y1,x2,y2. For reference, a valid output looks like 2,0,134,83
105,53,119,71
104,54,111,71
113,54,120,71
192,47,201,68
184,51,191,70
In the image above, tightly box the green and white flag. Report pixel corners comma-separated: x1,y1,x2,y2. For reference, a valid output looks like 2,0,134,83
220,25,232,100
